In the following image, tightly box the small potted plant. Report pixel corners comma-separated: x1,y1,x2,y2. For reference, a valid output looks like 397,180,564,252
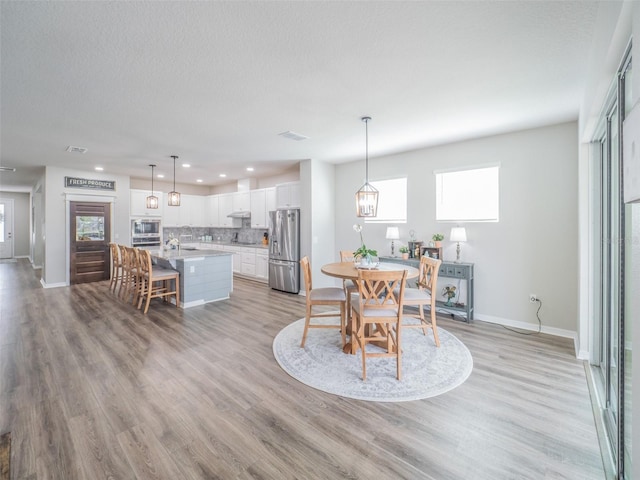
399,246,409,260
432,233,444,248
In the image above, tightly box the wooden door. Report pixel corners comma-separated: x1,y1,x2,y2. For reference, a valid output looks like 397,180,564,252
70,201,111,284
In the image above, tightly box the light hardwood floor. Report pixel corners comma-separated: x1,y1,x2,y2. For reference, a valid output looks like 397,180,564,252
0,259,604,479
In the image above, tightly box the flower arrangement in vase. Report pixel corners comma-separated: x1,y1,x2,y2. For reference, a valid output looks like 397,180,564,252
399,246,409,260
353,224,378,265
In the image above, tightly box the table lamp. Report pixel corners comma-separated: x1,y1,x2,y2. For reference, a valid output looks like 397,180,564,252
450,227,467,263
386,227,400,256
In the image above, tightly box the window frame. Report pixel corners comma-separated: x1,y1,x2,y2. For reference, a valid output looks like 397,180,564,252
434,163,500,223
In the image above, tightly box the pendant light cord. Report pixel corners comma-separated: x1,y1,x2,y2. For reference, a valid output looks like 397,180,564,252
171,155,178,191
362,116,371,183
365,119,369,182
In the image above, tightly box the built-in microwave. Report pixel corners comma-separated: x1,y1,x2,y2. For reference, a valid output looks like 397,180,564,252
131,219,161,246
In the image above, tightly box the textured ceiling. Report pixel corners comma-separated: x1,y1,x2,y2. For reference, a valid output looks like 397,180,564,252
0,1,600,190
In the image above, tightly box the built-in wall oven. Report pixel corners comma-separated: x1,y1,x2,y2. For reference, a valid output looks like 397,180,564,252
131,218,162,247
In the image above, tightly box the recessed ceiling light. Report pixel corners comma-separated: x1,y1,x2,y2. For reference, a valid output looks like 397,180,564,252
246,167,254,172
182,163,191,168
94,166,104,171
157,174,165,178
196,179,203,183
66,145,88,153
219,173,227,178
278,131,309,141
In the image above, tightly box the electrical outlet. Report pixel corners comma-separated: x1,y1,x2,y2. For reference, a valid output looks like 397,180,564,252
529,294,538,303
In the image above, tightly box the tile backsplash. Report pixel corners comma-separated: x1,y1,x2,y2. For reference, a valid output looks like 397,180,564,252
164,219,267,245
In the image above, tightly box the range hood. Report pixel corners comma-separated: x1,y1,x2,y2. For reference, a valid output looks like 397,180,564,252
227,211,251,218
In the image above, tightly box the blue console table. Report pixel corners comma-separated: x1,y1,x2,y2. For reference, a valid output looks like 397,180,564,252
380,256,474,322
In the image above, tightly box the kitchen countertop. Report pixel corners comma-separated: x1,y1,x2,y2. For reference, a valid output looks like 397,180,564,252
199,241,269,249
153,247,231,261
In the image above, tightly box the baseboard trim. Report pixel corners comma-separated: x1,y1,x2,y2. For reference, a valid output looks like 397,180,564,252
474,312,576,338
40,279,67,289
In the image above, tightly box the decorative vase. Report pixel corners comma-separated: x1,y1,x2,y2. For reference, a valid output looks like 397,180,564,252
435,241,442,248
402,253,409,260
360,254,372,266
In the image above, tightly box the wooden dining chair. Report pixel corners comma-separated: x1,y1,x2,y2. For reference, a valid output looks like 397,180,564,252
119,246,139,303
299,256,346,348
339,250,358,321
108,243,123,293
352,269,407,381
400,256,442,346
136,249,180,314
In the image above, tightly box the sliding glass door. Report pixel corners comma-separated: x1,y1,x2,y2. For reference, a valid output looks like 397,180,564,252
590,45,631,480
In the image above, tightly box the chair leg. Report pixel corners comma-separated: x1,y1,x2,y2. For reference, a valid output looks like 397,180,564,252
418,305,428,336
143,280,153,314
340,302,346,348
109,266,116,292
358,320,367,381
137,277,147,310
173,276,180,308
431,306,440,347
300,305,312,348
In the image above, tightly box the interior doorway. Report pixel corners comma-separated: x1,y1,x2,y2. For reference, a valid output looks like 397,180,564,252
0,198,14,259
70,201,111,284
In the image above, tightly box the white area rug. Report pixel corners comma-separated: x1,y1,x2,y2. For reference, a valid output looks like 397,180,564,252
273,316,473,402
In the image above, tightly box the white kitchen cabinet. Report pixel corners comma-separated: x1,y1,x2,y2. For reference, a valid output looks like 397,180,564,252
130,189,163,217
241,249,256,276
265,187,276,214
255,250,268,280
180,195,205,226
162,194,206,227
250,189,267,228
218,194,234,227
233,191,250,212
225,245,243,273
163,202,181,226
276,182,300,209
206,195,219,227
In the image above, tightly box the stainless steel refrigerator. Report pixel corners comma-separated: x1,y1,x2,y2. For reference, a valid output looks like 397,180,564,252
268,209,300,293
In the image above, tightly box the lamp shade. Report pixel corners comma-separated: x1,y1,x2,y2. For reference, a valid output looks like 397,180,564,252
450,227,467,242
386,227,400,240
146,164,159,209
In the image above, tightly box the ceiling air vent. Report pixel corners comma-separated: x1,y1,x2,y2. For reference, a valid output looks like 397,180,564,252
278,131,309,141
66,145,88,154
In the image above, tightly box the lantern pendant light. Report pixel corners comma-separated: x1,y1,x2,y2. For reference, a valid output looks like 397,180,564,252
168,155,181,206
355,116,378,217
145,164,159,209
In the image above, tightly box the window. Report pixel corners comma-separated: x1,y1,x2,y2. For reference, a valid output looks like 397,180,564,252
435,165,499,222
364,177,407,224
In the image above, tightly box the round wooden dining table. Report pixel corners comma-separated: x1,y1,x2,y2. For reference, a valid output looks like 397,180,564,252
321,261,420,354
321,261,419,281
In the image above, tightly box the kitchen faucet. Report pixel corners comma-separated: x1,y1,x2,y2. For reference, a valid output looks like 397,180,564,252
179,225,194,245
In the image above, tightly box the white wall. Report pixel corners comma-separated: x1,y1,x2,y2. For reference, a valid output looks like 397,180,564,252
335,122,579,335
0,191,30,257
300,159,336,290
42,166,130,286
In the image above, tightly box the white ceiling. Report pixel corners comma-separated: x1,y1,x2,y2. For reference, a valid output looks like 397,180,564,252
0,1,600,191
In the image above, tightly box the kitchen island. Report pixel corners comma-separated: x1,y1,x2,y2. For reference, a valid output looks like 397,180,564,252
152,248,233,309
